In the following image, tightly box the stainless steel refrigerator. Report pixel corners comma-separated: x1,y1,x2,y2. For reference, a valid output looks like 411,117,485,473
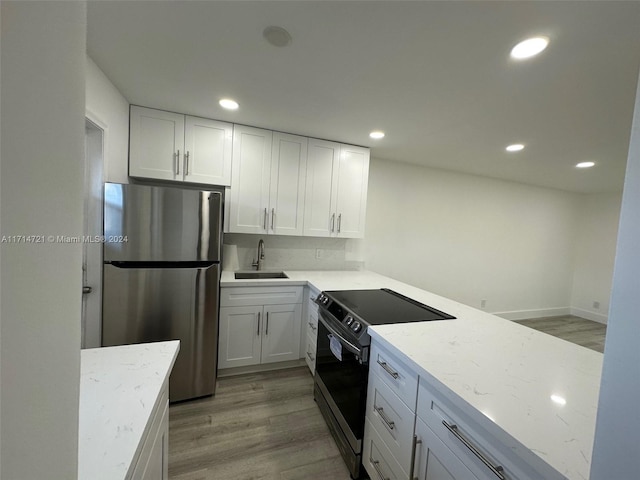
102,182,222,402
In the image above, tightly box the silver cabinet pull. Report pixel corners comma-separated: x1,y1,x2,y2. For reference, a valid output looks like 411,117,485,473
175,150,180,175
409,434,422,480
82,286,92,294
374,406,395,430
377,359,399,379
257,312,261,336
265,312,269,335
271,208,275,230
442,420,506,480
331,213,335,232
337,213,342,233
370,459,389,480
184,151,190,175
308,321,317,332
263,208,268,230
306,351,315,362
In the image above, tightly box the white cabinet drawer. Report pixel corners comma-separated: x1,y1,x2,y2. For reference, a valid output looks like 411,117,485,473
220,286,303,307
370,342,418,410
418,378,552,480
306,306,318,340
366,371,415,470
363,418,407,480
304,334,317,374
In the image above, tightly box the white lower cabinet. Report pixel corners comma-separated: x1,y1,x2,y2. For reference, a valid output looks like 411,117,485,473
302,286,320,374
218,286,303,370
130,386,169,480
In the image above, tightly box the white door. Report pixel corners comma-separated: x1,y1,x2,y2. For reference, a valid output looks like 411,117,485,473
184,116,233,186
82,118,104,348
228,125,272,233
269,133,307,235
261,303,302,364
129,106,184,181
335,144,370,238
303,138,340,237
218,306,263,368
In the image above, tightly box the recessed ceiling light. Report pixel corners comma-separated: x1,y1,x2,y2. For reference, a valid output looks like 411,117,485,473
506,144,525,152
219,98,239,110
510,36,549,59
263,26,292,47
369,131,385,139
576,161,595,168
550,394,567,406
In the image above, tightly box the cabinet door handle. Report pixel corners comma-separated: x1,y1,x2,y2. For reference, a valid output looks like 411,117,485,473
370,459,389,480
442,420,506,480
263,208,268,230
184,151,190,175
331,213,335,232
409,434,422,480
271,208,275,230
374,406,395,430
257,312,261,336
337,213,342,233
265,312,269,335
175,150,180,175
376,359,399,379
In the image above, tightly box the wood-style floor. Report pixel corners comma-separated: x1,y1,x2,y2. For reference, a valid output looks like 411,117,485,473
168,315,606,480
515,315,607,353
168,367,352,480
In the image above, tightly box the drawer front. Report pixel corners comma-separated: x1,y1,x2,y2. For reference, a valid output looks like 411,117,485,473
363,418,407,480
370,342,418,410
418,378,548,480
306,306,318,340
366,371,415,469
220,286,303,307
304,334,317,374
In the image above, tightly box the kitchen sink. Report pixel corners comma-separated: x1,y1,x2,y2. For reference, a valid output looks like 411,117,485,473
234,271,289,280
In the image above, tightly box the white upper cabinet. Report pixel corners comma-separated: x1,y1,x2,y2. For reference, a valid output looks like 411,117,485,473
129,106,232,186
228,125,273,234
304,139,370,238
228,127,308,236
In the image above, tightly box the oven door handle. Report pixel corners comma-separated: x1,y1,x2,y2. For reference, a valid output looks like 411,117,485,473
318,312,363,357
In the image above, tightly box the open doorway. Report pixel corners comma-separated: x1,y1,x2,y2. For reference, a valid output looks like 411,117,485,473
83,118,104,348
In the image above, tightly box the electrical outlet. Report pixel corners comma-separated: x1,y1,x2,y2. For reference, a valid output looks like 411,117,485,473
315,249,323,259
593,301,600,309
480,299,487,309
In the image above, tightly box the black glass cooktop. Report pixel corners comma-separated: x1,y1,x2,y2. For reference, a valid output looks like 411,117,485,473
324,288,455,326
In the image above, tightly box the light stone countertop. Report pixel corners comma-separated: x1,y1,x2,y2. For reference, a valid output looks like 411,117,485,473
78,340,180,480
221,269,602,479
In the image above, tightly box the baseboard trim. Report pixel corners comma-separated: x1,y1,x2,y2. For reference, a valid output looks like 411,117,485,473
494,307,571,321
218,359,306,378
570,307,608,324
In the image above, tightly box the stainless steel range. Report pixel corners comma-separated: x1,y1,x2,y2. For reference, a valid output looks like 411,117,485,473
313,288,455,479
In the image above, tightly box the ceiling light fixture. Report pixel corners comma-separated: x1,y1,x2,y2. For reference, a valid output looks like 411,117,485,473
510,36,549,59
550,394,567,406
219,98,239,111
576,161,595,168
369,131,385,139
263,26,292,47
506,144,525,152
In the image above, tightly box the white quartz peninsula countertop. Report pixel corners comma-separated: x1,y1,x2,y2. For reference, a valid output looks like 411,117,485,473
78,340,179,480
221,269,603,479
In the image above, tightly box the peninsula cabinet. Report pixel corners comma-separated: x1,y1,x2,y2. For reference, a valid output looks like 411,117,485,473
218,286,303,370
129,106,232,186
228,126,308,236
303,138,370,238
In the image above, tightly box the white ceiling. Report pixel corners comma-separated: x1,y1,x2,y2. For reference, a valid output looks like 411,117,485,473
87,1,640,194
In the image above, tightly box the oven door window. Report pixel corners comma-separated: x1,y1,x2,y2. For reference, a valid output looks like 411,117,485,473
316,319,368,440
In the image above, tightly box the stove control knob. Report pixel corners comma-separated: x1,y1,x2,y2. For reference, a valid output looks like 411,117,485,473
345,316,354,326
352,322,362,333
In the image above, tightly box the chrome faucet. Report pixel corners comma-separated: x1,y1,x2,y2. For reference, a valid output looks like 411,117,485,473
252,239,265,271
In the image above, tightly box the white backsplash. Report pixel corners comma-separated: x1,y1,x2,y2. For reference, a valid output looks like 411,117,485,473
223,234,363,271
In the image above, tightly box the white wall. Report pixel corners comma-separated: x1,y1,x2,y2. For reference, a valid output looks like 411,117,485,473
590,68,640,478
570,193,621,323
0,2,85,479
362,158,581,318
85,55,130,184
